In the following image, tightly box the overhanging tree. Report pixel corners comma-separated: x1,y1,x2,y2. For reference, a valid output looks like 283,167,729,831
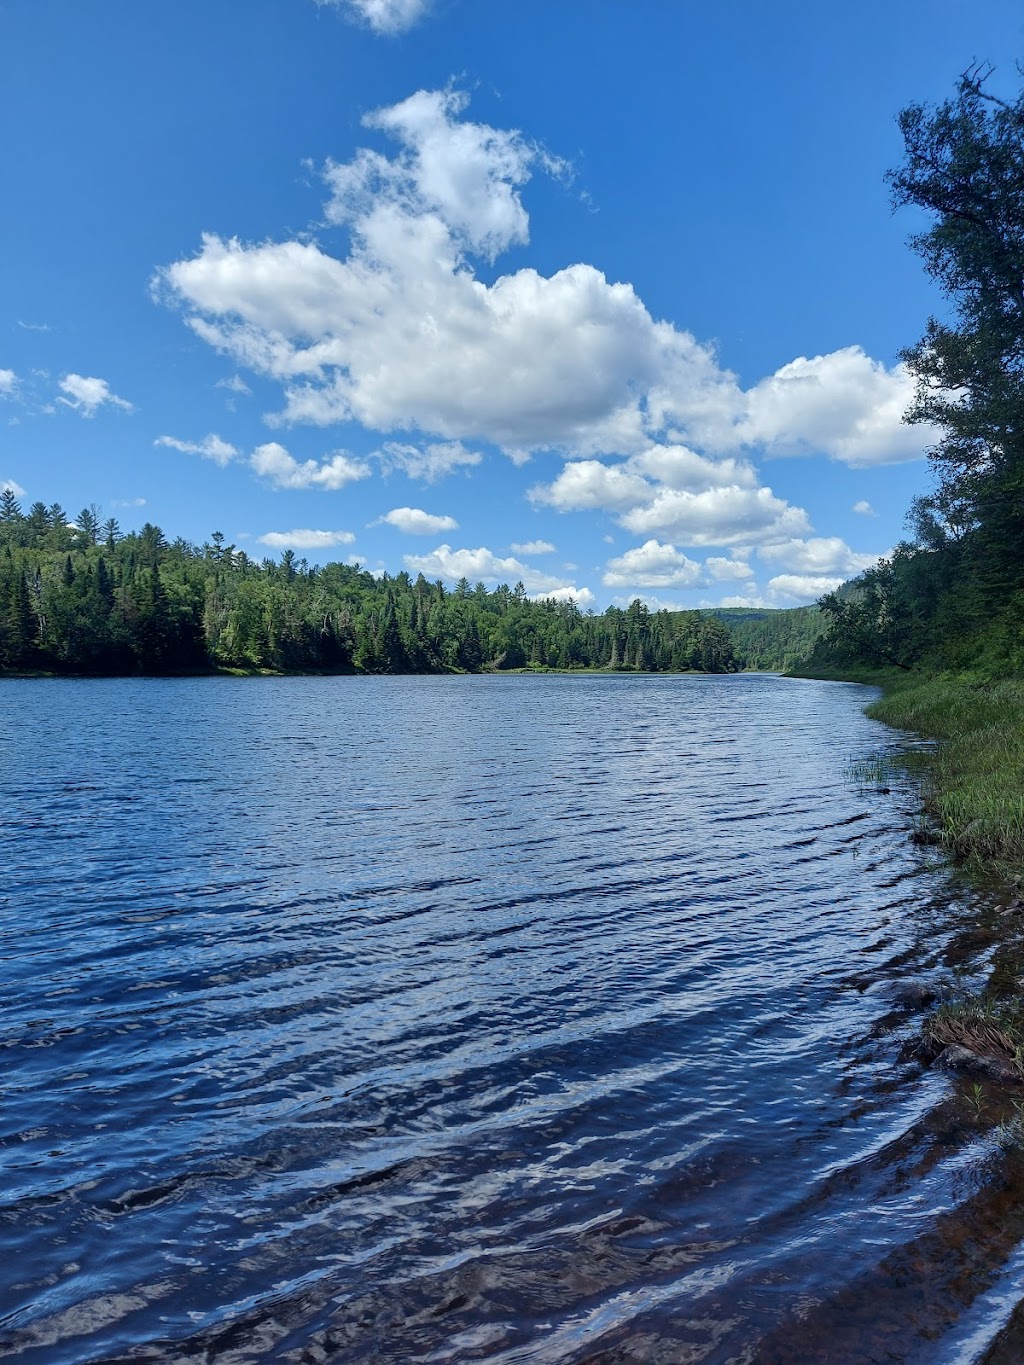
888,63,1024,587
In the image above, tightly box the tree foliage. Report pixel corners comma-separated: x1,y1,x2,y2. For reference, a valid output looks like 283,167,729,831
0,494,756,676
813,64,1024,675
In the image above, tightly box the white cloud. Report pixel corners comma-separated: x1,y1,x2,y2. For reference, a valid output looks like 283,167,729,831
611,592,688,612
530,446,810,550
530,459,652,513
757,536,878,576
112,496,147,508
529,585,595,607
630,443,757,490
17,320,50,332
717,592,769,608
379,505,458,534
706,555,755,581
2,477,25,496
156,83,934,570
738,347,937,467
58,373,132,417
620,485,811,547
155,433,238,466
852,499,877,516
0,369,16,396
766,573,848,604
510,539,556,555
250,441,371,489
376,440,481,482
324,87,559,261
603,539,704,589
324,0,431,35
156,90,732,458
216,374,252,395
258,528,356,549
403,542,590,599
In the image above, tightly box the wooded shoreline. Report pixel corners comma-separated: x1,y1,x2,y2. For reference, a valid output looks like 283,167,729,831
0,497,822,678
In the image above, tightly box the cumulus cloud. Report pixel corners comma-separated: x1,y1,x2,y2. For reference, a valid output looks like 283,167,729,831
376,439,481,482
379,505,458,534
529,585,595,606
323,87,561,260
603,539,703,589
717,592,769,608
156,433,239,466
58,373,132,417
757,536,879,577
510,539,556,554
2,477,26,495
156,85,934,560
766,573,849,604
155,90,761,462
258,528,356,549
0,370,16,396
738,348,936,467
250,441,371,489
403,542,591,599
706,555,755,581
853,499,877,516
620,485,810,546
611,592,689,612
530,445,810,549
630,444,758,490
531,459,652,513
323,0,431,35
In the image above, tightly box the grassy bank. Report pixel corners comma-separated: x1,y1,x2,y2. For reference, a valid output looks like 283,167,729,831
798,668,1024,1087
833,672,1024,870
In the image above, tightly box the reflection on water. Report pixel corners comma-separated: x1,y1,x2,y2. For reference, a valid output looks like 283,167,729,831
0,674,1017,1362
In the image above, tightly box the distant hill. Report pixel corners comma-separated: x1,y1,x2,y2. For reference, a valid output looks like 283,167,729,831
701,606,825,672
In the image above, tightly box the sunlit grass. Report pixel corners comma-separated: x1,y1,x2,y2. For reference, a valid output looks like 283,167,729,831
866,675,1024,868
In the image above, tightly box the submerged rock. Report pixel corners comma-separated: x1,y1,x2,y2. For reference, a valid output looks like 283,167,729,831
889,981,939,1008
934,1044,1020,1084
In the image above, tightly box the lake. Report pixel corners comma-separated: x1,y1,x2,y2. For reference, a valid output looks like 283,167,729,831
2,673,1022,1363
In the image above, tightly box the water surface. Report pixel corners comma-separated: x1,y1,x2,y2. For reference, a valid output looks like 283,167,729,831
1,674,1020,1362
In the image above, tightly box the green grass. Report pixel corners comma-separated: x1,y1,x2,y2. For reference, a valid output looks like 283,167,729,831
865,675,1024,868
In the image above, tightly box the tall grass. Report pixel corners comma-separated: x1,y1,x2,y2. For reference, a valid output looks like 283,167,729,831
866,675,1024,867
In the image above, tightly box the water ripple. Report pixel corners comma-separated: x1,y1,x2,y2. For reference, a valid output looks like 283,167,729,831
0,674,1010,1362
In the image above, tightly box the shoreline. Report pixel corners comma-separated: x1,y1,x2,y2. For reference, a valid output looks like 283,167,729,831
0,663,751,681
790,665,1024,872
793,663,1024,1114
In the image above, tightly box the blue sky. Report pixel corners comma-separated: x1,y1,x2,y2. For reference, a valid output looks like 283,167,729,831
1,0,1022,610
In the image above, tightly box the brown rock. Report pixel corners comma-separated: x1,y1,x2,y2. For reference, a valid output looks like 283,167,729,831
934,1044,1020,1084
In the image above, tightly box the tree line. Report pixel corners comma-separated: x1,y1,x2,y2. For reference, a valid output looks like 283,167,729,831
0,491,761,676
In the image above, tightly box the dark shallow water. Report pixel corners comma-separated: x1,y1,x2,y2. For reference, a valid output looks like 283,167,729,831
1,673,1022,1363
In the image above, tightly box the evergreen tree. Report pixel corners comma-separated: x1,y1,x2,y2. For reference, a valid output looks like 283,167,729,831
76,505,101,547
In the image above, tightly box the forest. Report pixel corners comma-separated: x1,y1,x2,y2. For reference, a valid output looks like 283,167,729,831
809,66,1024,679
0,493,788,676
0,494,824,678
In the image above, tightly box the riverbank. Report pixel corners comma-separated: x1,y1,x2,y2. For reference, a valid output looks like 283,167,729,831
791,666,1024,872
867,675,1024,870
